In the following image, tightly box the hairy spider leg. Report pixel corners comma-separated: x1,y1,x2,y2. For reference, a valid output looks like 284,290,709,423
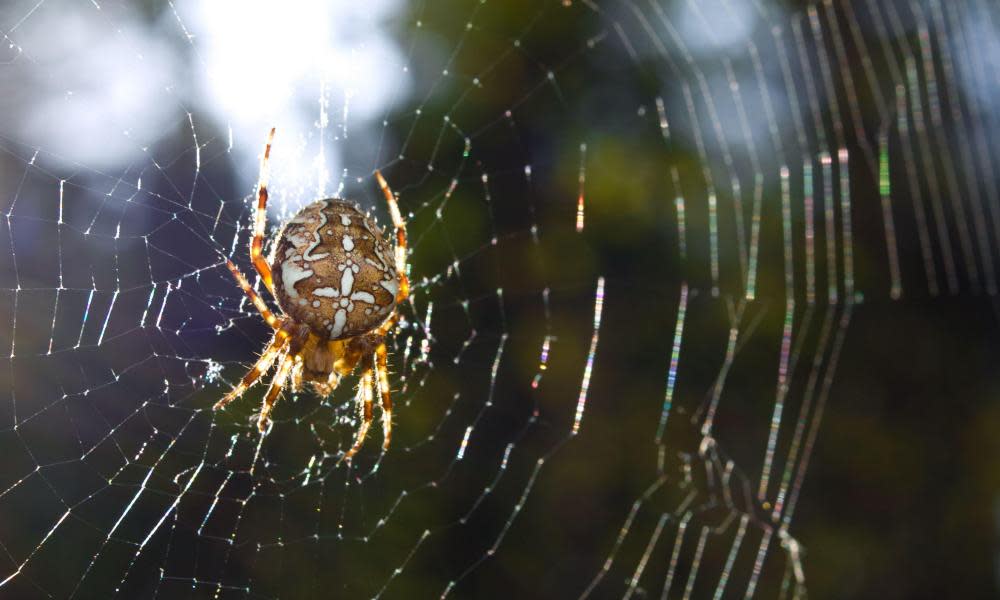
214,331,290,410
374,170,410,304
225,259,280,328
375,344,393,450
251,127,277,297
289,332,321,393
326,369,342,391
258,352,295,432
289,359,304,393
373,313,398,338
343,366,375,461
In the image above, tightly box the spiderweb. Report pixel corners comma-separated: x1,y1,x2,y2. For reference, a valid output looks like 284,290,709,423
1,0,998,598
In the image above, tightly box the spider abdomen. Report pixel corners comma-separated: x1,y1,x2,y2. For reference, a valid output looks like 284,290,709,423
271,199,399,340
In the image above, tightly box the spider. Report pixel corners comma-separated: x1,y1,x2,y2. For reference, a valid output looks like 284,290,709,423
214,128,410,460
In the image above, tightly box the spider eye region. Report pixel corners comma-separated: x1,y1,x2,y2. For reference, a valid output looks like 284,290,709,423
271,199,399,339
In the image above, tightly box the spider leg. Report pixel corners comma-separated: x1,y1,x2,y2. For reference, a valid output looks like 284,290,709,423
290,358,304,393
251,128,277,297
257,352,295,432
374,344,393,451
226,259,280,328
374,170,410,304
372,313,398,338
343,366,375,461
214,332,289,411
326,370,342,391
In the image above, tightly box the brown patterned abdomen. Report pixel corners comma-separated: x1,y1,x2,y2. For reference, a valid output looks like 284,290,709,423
271,199,399,340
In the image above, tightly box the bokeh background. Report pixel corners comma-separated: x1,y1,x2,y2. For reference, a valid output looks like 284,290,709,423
1,0,999,598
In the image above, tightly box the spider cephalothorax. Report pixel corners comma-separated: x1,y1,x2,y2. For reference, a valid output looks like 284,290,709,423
215,128,409,460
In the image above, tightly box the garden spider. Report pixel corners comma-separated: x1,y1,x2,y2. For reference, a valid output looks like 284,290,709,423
215,128,410,460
